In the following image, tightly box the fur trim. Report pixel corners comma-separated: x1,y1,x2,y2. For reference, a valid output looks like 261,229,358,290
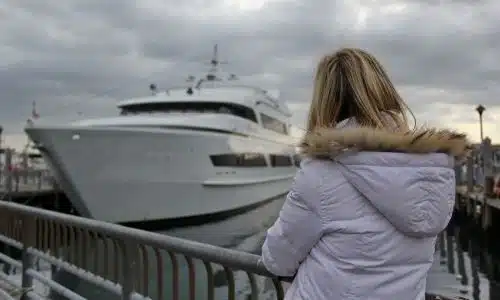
300,127,471,160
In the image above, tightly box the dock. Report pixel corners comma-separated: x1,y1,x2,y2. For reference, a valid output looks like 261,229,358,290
0,169,54,198
0,147,59,207
456,185,500,211
454,185,500,235
452,137,500,231
456,186,500,209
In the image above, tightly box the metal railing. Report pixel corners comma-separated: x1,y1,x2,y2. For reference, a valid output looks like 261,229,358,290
0,169,53,193
0,148,54,197
0,201,290,300
0,201,458,300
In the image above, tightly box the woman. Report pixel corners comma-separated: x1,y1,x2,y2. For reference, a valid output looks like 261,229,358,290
260,48,470,299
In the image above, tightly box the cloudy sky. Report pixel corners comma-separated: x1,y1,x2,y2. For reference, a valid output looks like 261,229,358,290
1,0,500,150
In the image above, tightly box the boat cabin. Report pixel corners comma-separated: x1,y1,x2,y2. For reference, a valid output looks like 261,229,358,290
117,86,291,136
116,44,291,136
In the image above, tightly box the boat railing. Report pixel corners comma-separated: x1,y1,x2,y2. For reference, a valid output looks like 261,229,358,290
0,200,457,300
0,149,54,195
0,169,53,192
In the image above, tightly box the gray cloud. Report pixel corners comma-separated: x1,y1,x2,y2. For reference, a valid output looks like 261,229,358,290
1,0,499,136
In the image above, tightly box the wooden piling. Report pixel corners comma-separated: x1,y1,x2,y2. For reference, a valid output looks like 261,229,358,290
482,138,493,229
466,156,474,217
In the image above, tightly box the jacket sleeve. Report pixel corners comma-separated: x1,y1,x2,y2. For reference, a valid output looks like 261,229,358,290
260,168,323,277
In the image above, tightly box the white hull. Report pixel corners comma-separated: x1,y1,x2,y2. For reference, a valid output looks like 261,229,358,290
26,126,296,224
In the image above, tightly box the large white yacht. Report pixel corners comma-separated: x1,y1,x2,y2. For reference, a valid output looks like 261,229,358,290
25,46,299,229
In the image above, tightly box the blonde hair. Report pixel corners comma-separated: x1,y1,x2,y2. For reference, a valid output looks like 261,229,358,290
306,48,414,132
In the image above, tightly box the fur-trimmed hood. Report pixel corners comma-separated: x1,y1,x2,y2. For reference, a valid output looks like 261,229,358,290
299,127,471,161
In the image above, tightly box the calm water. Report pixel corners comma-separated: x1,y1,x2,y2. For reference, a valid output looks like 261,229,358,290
50,198,500,300
427,213,500,300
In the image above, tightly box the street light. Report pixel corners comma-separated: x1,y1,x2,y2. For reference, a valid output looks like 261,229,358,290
476,104,485,142
0,126,2,183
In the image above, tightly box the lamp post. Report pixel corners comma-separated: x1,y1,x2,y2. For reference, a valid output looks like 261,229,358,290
475,105,486,190
0,126,2,183
476,104,485,142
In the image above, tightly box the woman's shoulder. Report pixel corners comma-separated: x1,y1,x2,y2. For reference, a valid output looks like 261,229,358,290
296,157,346,191
298,157,334,173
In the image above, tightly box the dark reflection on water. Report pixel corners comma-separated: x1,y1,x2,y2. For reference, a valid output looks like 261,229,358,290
50,200,500,300
427,211,500,300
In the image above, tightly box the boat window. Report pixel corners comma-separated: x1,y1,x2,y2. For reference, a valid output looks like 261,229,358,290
260,113,288,135
210,153,267,167
120,102,258,123
269,154,293,167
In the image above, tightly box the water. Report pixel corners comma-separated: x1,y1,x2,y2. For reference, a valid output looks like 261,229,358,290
426,212,500,300
49,198,500,300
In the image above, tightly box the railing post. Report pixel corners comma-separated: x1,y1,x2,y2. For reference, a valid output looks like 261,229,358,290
15,171,20,192
21,216,36,300
22,153,28,184
465,156,474,215
4,148,12,200
466,156,474,192
121,241,137,300
0,154,3,185
454,164,463,186
37,171,42,190
482,138,494,229
482,138,494,195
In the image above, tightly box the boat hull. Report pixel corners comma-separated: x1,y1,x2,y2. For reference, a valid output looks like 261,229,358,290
26,126,296,226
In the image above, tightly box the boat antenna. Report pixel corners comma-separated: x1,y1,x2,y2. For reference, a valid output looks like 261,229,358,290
209,44,227,73
149,83,158,95
210,44,218,72
189,44,237,89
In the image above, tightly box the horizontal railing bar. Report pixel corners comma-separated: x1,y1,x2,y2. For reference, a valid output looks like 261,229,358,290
0,247,152,300
0,287,16,300
0,234,22,249
0,272,43,300
26,268,85,300
28,247,122,297
130,292,150,300
0,201,277,277
26,291,46,300
0,254,45,300
0,287,46,300
0,271,21,291
0,234,152,300
0,247,84,300
0,252,22,269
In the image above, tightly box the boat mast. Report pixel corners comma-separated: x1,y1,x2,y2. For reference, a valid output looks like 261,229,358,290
209,44,220,74
185,44,237,91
